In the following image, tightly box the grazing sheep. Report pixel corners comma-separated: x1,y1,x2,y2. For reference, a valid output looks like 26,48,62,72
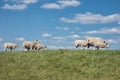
93,41,109,50
4,42,18,51
34,44,47,50
74,40,89,49
23,40,40,51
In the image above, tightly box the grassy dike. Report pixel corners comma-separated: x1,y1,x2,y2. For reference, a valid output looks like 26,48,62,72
0,50,120,80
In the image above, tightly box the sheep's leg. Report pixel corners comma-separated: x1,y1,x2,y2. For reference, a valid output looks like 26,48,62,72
96,47,99,50
80,47,83,50
10,48,12,51
85,47,88,50
93,47,96,50
13,48,15,51
27,48,30,51
4,48,7,52
75,45,79,48
30,46,33,50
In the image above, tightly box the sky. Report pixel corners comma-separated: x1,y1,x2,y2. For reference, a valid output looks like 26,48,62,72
0,0,120,50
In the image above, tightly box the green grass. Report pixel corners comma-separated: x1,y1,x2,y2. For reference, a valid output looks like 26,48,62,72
0,50,120,80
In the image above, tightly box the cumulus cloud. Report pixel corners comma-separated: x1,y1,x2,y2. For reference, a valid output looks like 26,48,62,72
15,37,25,41
3,0,38,4
41,0,81,9
2,4,27,10
2,0,38,10
60,12,120,24
86,27,120,34
41,33,52,37
41,3,61,9
107,39,120,44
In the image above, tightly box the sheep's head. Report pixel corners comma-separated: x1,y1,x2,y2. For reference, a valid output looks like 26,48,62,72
35,40,40,44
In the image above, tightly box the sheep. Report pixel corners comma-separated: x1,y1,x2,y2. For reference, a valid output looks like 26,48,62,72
74,40,89,50
93,41,109,50
34,44,47,50
85,37,105,48
23,40,40,51
3,42,18,51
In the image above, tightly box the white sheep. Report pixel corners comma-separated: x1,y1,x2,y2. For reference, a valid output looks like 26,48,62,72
74,40,89,50
34,44,47,50
23,40,40,51
3,42,18,51
93,41,109,50
85,37,105,48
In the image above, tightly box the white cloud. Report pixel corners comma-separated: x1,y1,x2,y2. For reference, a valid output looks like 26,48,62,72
68,34,80,39
107,39,120,44
60,12,120,24
3,0,38,4
53,36,66,40
56,26,70,31
41,0,81,9
0,38,3,42
41,33,52,37
47,45,75,50
63,27,69,31
58,0,81,8
22,0,38,4
41,3,61,9
2,0,38,10
2,4,27,10
47,45,67,50
15,37,25,41
86,27,120,34
47,45,59,50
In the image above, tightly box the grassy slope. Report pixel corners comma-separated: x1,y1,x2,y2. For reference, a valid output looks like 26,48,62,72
0,50,120,80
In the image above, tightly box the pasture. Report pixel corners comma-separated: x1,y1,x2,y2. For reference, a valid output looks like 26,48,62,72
0,50,120,80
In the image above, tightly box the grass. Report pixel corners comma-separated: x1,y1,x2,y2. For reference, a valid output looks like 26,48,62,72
0,50,120,80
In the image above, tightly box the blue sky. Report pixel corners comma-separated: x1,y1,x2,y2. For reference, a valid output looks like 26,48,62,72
0,0,120,50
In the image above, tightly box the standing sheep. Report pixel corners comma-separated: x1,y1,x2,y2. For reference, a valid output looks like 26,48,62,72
85,37,105,48
93,41,109,50
34,44,47,50
23,40,40,51
4,42,18,51
74,40,89,49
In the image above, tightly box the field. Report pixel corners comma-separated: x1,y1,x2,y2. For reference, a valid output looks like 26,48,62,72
0,50,120,80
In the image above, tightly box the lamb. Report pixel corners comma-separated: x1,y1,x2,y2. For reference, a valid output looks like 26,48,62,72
23,40,40,51
74,40,89,49
3,42,18,51
93,41,109,50
34,44,47,50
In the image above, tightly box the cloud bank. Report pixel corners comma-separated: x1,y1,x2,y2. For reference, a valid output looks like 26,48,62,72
86,27,120,34
60,12,120,24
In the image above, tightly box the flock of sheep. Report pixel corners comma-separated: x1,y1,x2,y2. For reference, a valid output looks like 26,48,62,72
3,40,47,51
3,37,109,51
75,37,109,50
